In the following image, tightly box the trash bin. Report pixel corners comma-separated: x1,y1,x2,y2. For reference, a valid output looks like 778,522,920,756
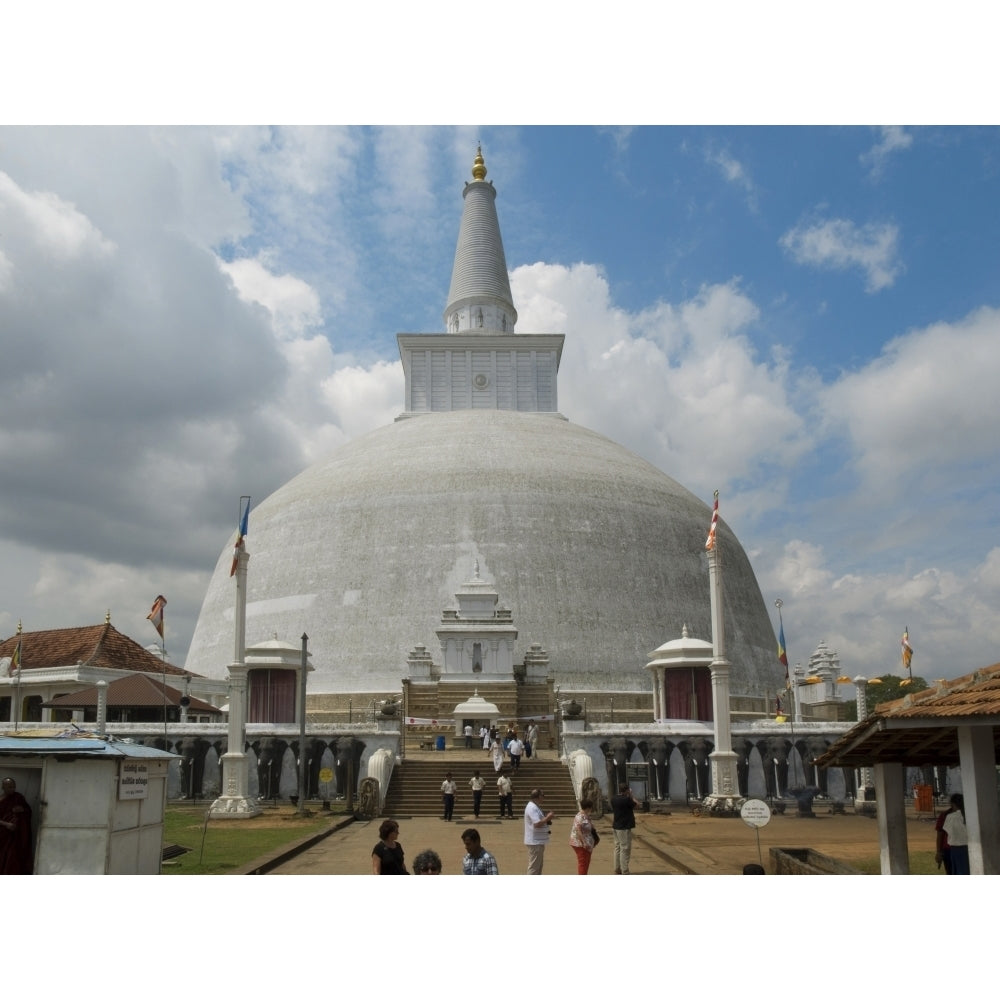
914,783,933,813
435,735,446,751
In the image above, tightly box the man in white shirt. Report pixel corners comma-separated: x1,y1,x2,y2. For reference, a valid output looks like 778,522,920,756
508,734,523,772
497,770,513,818
441,772,457,821
523,787,555,874
464,723,473,748
468,770,485,817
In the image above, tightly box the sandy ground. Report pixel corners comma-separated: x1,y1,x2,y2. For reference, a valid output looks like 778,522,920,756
259,800,940,875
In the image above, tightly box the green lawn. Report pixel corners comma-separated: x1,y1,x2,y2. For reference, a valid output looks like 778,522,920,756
160,803,348,875
852,851,942,875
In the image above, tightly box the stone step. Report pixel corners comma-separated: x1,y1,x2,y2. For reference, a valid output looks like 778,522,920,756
383,757,579,818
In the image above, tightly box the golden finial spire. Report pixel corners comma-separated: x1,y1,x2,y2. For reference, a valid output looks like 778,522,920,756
105,609,111,624
471,144,487,182
16,620,22,635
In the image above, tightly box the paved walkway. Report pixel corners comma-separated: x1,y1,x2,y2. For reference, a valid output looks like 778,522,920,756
264,800,917,875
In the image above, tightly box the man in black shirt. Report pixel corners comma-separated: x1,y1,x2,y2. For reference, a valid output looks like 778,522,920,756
610,783,641,874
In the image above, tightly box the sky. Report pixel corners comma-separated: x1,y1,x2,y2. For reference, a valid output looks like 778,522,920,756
1,6,998,696
2,122,998,688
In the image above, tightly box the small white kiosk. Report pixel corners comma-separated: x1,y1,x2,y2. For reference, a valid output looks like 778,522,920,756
0,732,175,875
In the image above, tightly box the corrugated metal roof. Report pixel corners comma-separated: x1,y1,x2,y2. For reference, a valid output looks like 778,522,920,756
817,662,1000,767
0,733,176,758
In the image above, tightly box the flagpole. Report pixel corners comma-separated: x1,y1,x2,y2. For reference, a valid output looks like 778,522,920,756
775,598,798,791
12,621,22,733
146,596,168,744
161,617,167,745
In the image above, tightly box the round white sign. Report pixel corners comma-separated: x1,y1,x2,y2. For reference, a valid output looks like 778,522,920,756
740,798,772,828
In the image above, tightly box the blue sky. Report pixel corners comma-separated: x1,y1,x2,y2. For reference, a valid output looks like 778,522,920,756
2,123,999,688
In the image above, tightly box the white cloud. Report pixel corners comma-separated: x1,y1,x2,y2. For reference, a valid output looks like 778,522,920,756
705,147,757,210
218,254,322,338
512,263,809,502
820,306,1000,496
860,125,913,178
780,216,902,292
0,170,116,261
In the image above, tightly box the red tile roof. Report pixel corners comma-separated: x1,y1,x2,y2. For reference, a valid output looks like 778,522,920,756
817,661,1000,767
43,673,219,713
0,623,187,676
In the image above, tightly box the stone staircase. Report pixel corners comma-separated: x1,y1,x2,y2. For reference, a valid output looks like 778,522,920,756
382,753,579,820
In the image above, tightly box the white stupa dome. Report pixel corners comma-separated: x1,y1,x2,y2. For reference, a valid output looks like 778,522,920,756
185,147,781,699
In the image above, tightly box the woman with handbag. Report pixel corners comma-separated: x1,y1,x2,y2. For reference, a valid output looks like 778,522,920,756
570,797,599,874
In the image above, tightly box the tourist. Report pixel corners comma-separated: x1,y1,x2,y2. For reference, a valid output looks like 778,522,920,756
942,793,970,875
469,770,485,818
524,787,555,874
508,733,523,772
413,849,443,874
569,796,599,874
0,777,32,876
610,782,641,874
371,819,408,874
497,769,513,818
526,721,539,758
935,795,958,874
461,828,499,874
441,771,457,821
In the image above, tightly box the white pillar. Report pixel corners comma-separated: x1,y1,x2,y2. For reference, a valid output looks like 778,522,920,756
874,762,909,874
210,546,261,817
957,724,1000,875
703,543,740,812
853,676,874,796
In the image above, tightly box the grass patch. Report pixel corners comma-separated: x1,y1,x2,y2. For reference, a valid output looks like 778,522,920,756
160,802,348,875
852,851,942,875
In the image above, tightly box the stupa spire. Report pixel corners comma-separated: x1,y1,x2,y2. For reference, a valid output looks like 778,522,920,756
443,146,518,334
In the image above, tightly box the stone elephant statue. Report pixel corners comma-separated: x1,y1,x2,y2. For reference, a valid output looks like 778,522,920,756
640,736,674,801
796,736,831,794
759,736,792,798
731,736,754,798
176,736,209,800
600,738,635,795
679,736,713,801
334,736,366,798
254,737,287,801
290,737,328,798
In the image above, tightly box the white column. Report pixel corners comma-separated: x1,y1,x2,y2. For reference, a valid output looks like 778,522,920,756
957,724,1000,875
853,676,874,796
210,546,261,817
704,544,740,811
874,762,909,874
